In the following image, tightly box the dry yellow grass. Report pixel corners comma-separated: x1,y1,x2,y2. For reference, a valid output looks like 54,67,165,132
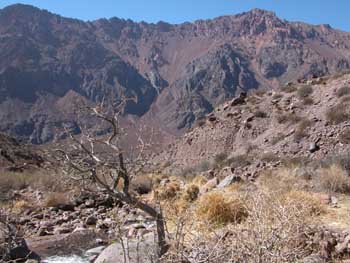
196,192,248,225
156,181,181,200
259,167,309,194
12,200,32,214
183,184,200,202
0,171,65,192
190,175,208,186
44,192,70,208
317,164,350,193
280,190,326,216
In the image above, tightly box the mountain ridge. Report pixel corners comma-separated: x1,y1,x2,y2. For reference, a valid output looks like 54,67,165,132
1,4,350,143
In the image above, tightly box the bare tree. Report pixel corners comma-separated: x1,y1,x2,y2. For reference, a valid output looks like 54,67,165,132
57,98,168,258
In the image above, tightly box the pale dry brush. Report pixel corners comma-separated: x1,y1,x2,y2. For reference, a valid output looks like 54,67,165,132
162,191,320,263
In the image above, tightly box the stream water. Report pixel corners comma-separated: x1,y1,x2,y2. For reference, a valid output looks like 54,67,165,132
44,255,90,263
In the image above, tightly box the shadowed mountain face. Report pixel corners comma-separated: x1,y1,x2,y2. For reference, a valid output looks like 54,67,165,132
1,4,350,143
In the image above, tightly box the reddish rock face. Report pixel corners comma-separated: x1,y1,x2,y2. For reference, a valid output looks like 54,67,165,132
1,4,350,143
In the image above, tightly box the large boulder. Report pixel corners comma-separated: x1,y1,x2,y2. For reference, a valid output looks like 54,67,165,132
94,233,157,263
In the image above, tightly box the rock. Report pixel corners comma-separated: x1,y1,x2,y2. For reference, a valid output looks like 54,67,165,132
85,215,98,226
85,246,106,257
335,234,350,254
330,196,338,205
9,240,41,262
37,227,48,237
85,199,95,208
217,174,242,188
230,92,247,106
302,254,327,263
317,194,331,205
94,233,157,263
309,142,320,153
53,226,72,235
201,178,219,192
57,204,75,212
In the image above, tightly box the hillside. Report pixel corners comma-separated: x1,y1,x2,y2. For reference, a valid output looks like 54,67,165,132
156,72,350,177
0,133,43,171
1,4,350,143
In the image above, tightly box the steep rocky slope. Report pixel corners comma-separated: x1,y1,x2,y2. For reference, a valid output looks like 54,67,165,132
156,72,350,177
0,133,43,171
1,4,350,143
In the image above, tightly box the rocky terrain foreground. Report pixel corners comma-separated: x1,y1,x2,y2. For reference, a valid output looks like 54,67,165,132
1,72,350,262
1,4,350,144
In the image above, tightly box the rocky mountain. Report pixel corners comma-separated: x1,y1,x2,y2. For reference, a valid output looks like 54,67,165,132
155,72,350,177
1,4,350,143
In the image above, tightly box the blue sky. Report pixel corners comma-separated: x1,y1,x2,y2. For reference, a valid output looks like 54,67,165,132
0,0,349,31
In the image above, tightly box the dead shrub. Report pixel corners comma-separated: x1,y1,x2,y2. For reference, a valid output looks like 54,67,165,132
44,192,70,208
183,185,199,202
281,190,325,216
226,154,251,169
253,110,268,118
276,113,301,124
339,128,350,144
259,168,309,194
336,86,350,98
157,182,181,200
341,95,350,103
12,200,32,214
302,97,314,105
213,152,228,168
272,93,283,100
251,89,266,97
294,119,313,141
297,85,313,98
260,152,279,163
326,103,350,124
0,171,64,193
195,192,248,225
190,175,208,186
270,133,285,145
180,160,211,177
164,190,320,263
317,165,350,194
131,175,153,195
282,85,297,93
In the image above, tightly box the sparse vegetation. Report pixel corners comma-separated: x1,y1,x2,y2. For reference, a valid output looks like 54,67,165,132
294,119,313,141
226,154,251,169
0,171,62,193
276,112,301,124
302,96,314,105
339,128,350,144
131,175,153,194
282,84,298,93
297,85,313,98
272,93,283,100
326,103,350,124
196,192,248,225
44,192,70,208
157,182,181,200
253,109,268,118
318,165,350,194
336,86,350,97
183,184,199,202
270,132,285,145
